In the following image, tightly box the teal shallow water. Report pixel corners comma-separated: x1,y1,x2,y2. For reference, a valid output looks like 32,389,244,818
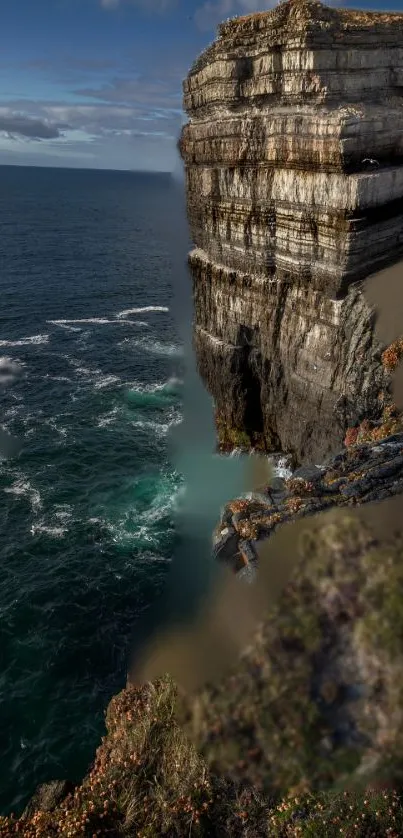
0,166,183,814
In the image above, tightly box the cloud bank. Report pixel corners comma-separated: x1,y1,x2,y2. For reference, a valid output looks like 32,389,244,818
0,111,62,140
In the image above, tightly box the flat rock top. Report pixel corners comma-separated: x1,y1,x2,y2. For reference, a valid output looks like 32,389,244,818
219,0,403,37
190,0,403,77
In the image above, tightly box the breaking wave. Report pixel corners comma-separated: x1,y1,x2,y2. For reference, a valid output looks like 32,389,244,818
116,306,169,318
0,334,49,348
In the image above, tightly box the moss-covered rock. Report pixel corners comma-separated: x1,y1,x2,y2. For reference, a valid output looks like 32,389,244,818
3,667,403,836
177,513,403,799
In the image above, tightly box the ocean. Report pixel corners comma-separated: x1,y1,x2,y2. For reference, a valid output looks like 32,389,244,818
0,166,184,814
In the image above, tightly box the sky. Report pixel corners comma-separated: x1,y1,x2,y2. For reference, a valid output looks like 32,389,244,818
0,0,402,172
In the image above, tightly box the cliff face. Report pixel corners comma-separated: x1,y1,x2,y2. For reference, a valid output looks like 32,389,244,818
179,0,403,464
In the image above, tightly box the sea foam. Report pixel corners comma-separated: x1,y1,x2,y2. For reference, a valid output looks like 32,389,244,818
116,306,169,318
0,334,49,348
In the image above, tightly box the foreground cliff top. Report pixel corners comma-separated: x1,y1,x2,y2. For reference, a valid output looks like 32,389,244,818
218,0,403,37
189,0,403,76
219,0,403,35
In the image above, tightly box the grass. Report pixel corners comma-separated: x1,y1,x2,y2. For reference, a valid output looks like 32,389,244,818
1,672,403,836
176,514,403,800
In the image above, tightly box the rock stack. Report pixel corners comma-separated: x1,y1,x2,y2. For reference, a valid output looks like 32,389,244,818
180,0,403,464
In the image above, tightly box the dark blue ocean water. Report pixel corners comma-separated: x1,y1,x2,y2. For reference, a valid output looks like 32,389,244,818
0,166,184,814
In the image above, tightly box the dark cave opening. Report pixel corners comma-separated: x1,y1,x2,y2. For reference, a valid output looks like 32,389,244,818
238,325,264,435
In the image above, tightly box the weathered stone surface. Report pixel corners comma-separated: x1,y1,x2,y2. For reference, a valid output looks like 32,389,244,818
192,251,388,463
180,0,403,464
216,431,403,574
21,780,74,820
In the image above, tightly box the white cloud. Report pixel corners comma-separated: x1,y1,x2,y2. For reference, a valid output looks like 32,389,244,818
195,0,277,31
0,46,186,170
73,76,182,110
0,110,62,140
0,101,181,147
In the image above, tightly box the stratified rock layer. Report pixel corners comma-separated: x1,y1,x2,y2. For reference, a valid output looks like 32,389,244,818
180,0,403,464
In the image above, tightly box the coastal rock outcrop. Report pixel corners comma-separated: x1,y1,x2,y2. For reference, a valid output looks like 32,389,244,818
214,423,403,575
180,0,403,464
178,504,403,798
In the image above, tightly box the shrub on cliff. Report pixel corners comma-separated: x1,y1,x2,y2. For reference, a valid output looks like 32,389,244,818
0,677,215,837
382,338,403,374
2,672,403,836
344,404,403,448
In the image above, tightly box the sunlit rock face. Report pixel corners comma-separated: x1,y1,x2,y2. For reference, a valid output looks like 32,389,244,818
179,0,403,464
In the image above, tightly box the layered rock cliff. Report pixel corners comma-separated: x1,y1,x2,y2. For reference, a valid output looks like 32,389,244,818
179,0,403,464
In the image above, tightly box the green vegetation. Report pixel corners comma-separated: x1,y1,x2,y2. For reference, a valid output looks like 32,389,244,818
214,412,268,453
177,514,403,800
2,515,403,835
344,402,403,447
1,672,403,836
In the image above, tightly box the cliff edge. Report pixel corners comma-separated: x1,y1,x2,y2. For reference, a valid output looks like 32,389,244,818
180,0,403,464
3,3,403,835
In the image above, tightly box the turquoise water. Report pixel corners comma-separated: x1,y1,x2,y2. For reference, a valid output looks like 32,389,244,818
0,166,183,814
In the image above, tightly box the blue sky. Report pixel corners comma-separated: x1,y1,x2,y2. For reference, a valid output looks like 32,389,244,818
0,0,401,171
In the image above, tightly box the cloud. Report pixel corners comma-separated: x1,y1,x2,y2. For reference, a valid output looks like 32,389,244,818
0,101,181,146
0,48,187,170
74,75,181,108
195,0,277,31
0,111,61,140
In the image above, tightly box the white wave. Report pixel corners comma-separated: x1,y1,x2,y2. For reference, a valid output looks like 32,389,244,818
49,318,111,326
131,412,182,437
30,523,66,538
48,318,138,328
94,374,121,390
229,447,243,458
3,404,24,421
96,473,181,548
71,362,102,378
126,375,183,395
42,374,72,383
30,504,73,538
43,418,68,439
66,358,121,389
96,406,120,428
108,500,175,546
53,504,73,524
116,306,169,318
126,337,183,357
0,334,49,348
47,322,82,333
133,480,181,538
4,477,42,513
272,455,293,479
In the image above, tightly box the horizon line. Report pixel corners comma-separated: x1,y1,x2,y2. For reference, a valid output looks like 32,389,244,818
0,162,173,175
